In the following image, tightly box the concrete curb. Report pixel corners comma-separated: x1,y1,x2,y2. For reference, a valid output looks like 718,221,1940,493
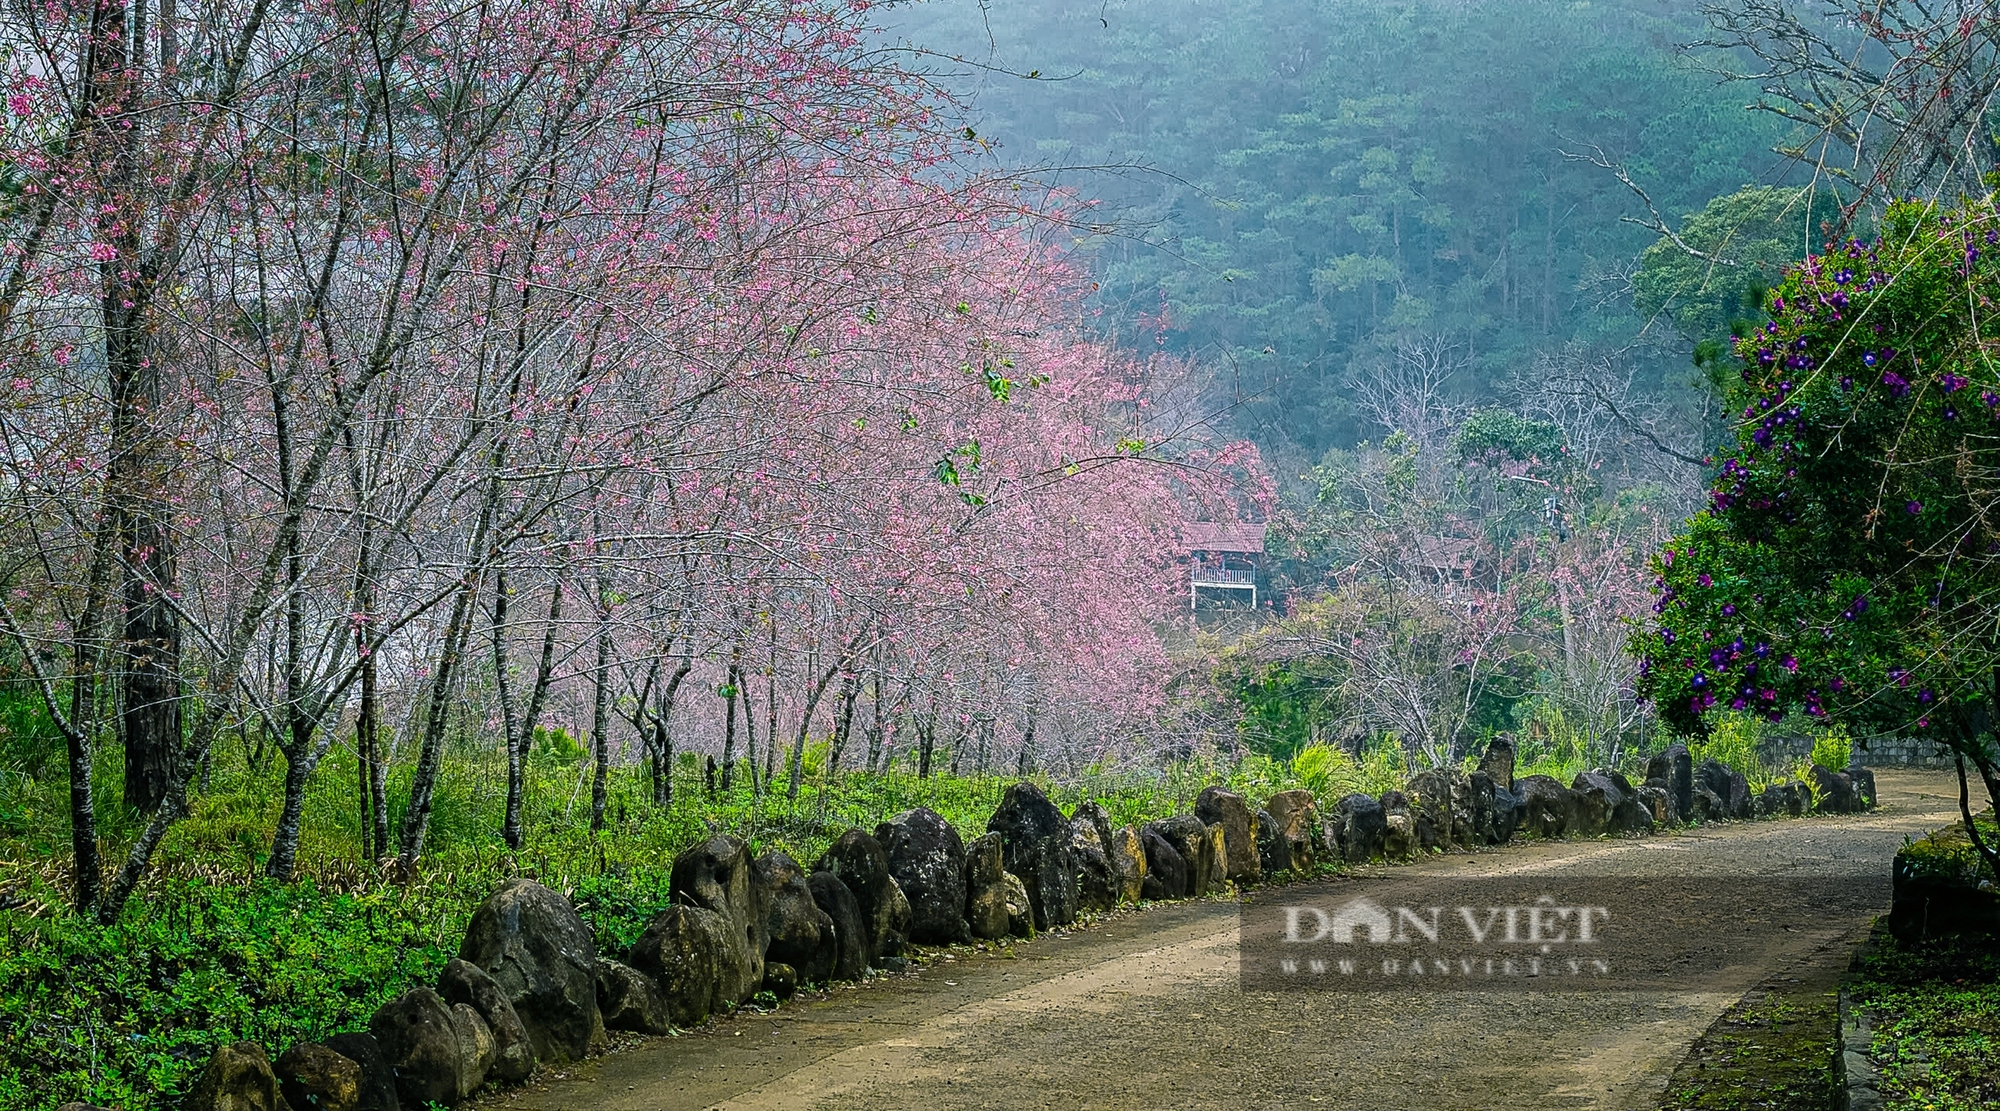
1836,925,1886,1111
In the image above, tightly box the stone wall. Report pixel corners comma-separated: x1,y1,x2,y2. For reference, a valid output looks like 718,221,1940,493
1757,733,1815,763
1850,735,1958,770
1759,733,1958,769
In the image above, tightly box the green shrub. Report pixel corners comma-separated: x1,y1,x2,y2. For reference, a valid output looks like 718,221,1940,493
1809,727,1852,773
1354,737,1407,796
1290,744,1357,799
1689,712,1769,787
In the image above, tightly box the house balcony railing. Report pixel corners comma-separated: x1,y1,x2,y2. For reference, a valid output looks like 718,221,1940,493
1192,568,1257,587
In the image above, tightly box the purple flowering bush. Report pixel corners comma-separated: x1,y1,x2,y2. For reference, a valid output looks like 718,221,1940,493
1632,198,2000,870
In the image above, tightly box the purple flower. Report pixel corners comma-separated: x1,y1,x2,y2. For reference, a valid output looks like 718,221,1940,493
1942,373,1969,392
1908,500,1923,514
1863,351,1878,366
1782,656,1799,672
1722,603,1737,616
1698,573,1713,587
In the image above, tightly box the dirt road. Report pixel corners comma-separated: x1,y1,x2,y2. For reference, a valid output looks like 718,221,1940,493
486,770,1963,1111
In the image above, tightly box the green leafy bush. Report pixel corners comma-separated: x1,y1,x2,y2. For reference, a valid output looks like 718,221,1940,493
1809,727,1852,772
1290,744,1357,799
1689,712,1769,787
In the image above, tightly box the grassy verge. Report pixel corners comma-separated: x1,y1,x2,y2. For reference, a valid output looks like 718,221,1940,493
1659,972,1841,1111
0,728,1358,1111
1847,921,2000,1109
0,691,1829,1110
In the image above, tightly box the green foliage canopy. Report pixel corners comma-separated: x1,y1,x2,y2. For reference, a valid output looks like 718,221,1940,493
1632,185,1818,374
900,0,1789,454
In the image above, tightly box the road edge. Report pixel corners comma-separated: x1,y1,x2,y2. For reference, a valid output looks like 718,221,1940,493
1836,925,1886,1111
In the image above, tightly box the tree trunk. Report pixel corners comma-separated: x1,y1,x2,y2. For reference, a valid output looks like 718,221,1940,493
397,580,480,862
96,0,179,815
762,623,778,785
829,670,858,776
490,563,519,840
867,672,884,772
744,673,762,796
653,660,691,808
357,651,379,860
267,718,333,881
504,585,562,850
786,658,842,799
109,291,180,817
589,596,612,833
918,694,936,779
721,659,740,790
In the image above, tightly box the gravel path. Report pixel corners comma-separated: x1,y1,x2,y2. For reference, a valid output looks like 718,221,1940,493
484,770,1963,1111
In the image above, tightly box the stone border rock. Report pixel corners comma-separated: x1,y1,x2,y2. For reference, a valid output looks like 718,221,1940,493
1836,926,1888,1111
169,739,1880,1111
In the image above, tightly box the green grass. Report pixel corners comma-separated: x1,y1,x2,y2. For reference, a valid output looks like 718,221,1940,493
1659,977,1840,1111
1849,923,2000,1110
0,709,1341,1111
0,676,1830,1111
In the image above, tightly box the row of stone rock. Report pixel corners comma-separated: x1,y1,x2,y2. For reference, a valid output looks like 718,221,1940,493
1318,738,1879,862
145,785,1124,1111
136,742,1879,1111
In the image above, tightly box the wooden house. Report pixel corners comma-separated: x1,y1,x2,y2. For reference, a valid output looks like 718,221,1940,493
1185,522,1267,609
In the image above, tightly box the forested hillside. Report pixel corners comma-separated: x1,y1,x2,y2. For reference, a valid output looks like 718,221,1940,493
896,0,1797,466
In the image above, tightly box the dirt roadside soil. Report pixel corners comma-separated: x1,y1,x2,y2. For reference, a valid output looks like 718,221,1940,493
482,769,1964,1111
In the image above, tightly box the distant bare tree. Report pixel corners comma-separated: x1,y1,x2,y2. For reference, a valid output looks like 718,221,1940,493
1693,0,2000,212
1347,334,1470,452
